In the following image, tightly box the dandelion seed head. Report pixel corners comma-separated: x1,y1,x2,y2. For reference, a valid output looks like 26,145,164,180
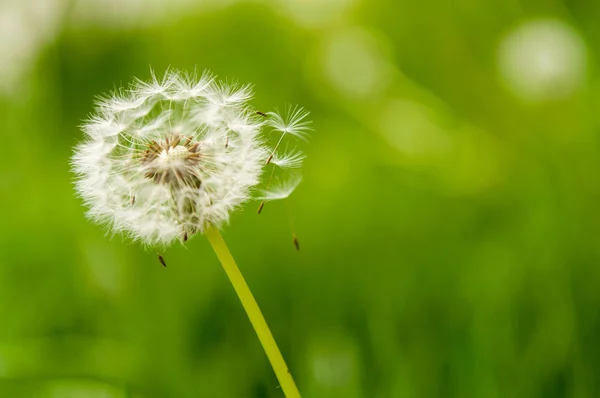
72,70,310,247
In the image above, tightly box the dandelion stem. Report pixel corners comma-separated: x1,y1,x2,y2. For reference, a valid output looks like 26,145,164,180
205,225,301,398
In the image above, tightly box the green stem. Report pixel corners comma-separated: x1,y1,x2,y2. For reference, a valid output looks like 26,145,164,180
205,225,301,398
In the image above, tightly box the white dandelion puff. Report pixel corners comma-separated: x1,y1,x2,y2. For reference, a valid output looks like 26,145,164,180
72,69,310,247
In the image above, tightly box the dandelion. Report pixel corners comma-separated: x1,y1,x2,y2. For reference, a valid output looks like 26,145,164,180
72,70,309,246
72,69,310,398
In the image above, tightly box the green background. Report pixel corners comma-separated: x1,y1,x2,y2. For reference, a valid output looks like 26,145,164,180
1,0,600,397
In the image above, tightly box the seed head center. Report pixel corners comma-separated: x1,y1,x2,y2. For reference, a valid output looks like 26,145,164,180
159,145,190,164
141,134,203,187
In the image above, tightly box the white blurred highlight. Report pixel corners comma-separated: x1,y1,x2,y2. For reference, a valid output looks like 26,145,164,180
45,380,122,398
306,333,361,392
0,0,62,96
312,352,354,386
497,19,587,102
322,27,392,99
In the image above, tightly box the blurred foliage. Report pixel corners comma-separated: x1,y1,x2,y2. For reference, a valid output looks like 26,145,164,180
1,0,600,397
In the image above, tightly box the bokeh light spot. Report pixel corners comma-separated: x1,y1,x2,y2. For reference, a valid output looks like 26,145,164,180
44,379,124,398
378,99,452,161
305,332,362,395
283,0,356,27
497,19,587,102
378,99,507,194
0,0,62,96
322,27,392,99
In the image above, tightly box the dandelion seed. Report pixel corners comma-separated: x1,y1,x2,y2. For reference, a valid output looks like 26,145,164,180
71,69,309,247
258,175,303,201
265,105,312,167
267,105,312,142
271,148,306,169
257,200,266,214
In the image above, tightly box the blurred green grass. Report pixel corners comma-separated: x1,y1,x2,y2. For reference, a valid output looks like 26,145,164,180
1,0,600,397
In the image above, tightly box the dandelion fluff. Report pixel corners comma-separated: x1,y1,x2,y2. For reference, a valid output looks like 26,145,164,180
72,70,310,246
